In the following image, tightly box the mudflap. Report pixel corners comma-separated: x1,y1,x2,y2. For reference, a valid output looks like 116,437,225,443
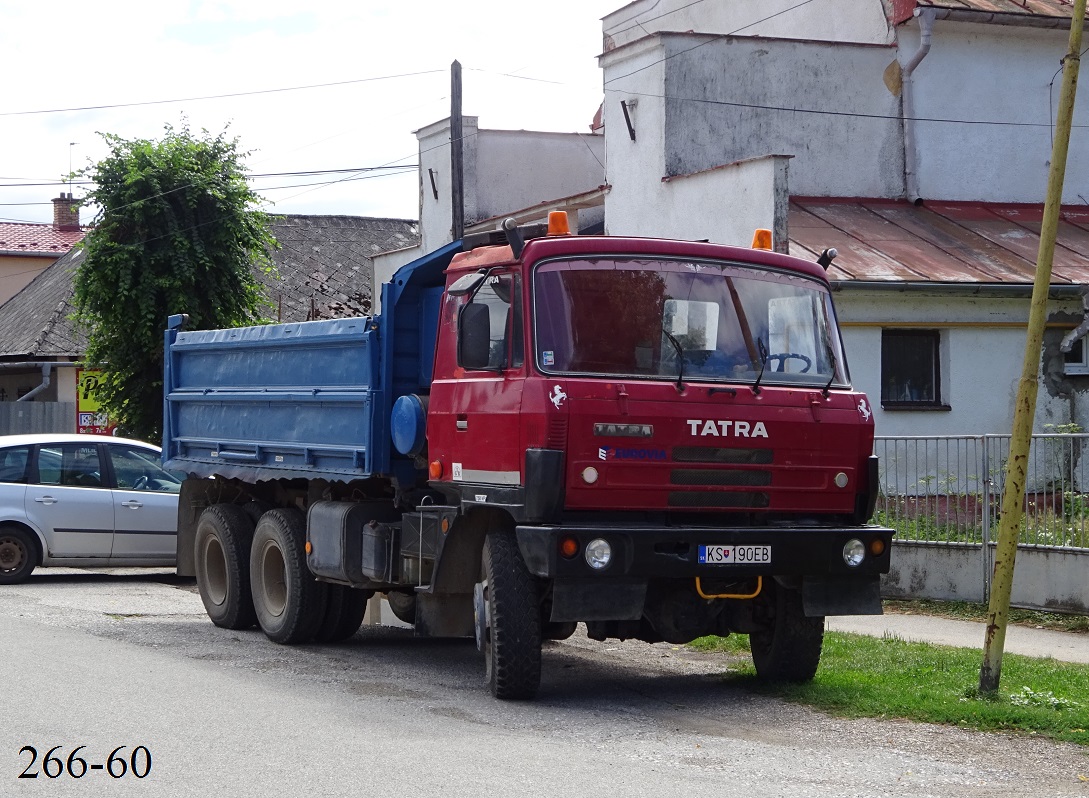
802,575,883,616
415,592,474,637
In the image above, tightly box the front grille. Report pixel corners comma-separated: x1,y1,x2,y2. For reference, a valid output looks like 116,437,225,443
670,469,771,487
668,491,770,508
673,446,773,464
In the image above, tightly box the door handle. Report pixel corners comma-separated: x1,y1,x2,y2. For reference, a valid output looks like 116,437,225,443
121,500,143,509
33,496,57,505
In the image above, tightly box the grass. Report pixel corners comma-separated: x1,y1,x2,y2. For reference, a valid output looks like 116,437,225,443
690,631,1089,745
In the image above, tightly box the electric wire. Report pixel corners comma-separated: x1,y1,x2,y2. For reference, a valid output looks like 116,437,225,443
0,70,445,118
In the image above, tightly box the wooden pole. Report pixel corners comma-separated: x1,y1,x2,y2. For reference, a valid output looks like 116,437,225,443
450,60,464,242
979,0,1085,694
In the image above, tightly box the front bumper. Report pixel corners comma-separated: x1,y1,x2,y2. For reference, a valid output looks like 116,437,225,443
515,523,894,580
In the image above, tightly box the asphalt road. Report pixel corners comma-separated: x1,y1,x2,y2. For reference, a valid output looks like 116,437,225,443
2,568,1087,797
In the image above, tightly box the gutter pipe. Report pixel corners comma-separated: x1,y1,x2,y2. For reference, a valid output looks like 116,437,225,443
16,363,53,402
902,8,937,204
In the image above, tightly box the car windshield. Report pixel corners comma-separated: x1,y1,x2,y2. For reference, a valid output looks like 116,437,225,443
532,256,848,387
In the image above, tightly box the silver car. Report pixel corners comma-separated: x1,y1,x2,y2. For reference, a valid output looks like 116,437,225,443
0,434,181,584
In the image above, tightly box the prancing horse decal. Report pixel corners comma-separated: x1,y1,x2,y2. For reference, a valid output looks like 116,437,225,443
550,384,567,409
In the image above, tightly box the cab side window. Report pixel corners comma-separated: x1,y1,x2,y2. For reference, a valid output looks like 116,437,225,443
459,273,523,370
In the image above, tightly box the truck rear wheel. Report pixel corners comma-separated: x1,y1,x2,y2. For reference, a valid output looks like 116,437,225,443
194,505,256,629
250,509,327,644
749,581,824,682
313,585,371,643
476,527,541,700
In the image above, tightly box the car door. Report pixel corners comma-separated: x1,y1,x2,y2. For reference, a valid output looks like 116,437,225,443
26,443,114,560
0,442,31,530
105,442,180,562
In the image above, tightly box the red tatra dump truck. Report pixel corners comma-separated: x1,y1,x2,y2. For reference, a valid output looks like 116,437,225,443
164,213,892,699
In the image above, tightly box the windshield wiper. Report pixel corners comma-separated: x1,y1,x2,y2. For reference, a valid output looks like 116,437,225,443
751,339,768,395
662,327,686,394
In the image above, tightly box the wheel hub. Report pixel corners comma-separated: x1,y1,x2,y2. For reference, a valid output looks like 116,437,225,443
0,538,25,570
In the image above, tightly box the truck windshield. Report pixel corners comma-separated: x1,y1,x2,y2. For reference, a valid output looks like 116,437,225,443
532,256,848,387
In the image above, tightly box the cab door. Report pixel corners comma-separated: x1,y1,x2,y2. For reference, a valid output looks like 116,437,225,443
26,442,114,560
449,272,525,492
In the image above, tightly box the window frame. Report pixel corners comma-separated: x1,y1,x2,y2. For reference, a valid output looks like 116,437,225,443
880,328,950,411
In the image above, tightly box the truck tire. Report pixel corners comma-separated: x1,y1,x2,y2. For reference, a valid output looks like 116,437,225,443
194,505,256,629
749,581,824,683
313,585,371,643
477,527,541,699
0,525,38,585
385,591,417,625
250,508,327,644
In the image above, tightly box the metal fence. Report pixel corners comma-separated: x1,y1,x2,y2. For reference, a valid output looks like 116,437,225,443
0,402,76,435
875,433,1089,551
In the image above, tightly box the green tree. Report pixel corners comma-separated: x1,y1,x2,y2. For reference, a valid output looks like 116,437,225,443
73,123,277,442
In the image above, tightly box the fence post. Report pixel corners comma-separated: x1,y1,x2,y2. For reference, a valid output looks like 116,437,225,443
981,435,992,603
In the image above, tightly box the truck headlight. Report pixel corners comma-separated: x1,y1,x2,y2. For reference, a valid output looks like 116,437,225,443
585,538,612,570
842,538,866,567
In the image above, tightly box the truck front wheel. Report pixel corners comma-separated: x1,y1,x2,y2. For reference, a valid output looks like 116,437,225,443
476,527,542,700
749,581,824,682
194,505,256,629
250,509,327,644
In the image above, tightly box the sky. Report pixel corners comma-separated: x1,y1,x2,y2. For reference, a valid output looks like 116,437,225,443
0,0,621,227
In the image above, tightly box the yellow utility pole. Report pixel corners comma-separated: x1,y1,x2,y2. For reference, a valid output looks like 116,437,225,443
980,0,1086,695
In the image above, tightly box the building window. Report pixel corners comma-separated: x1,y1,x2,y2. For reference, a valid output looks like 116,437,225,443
1064,337,1089,375
881,329,946,409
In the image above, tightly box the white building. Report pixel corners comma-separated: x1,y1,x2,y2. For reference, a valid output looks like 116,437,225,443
598,0,1089,436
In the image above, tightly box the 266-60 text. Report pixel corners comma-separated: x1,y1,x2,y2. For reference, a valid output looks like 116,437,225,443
18,746,152,779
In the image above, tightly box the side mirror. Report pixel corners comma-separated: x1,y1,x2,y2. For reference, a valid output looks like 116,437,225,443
458,303,492,370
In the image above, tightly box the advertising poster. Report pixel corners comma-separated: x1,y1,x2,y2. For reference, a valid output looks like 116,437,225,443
75,368,116,435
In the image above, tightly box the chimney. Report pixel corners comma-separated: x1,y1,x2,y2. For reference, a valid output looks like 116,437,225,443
52,193,80,231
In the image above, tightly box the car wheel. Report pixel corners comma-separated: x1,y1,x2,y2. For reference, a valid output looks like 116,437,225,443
749,580,824,683
314,585,372,643
476,526,542,700
250,508,327,644
0,526,37,585
194,505,257,629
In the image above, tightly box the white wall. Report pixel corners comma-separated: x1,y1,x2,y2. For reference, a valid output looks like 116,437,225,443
602,0,893,50
834,290,1086,437
373,118,607,312
473,130,605,223
906,19,1089,204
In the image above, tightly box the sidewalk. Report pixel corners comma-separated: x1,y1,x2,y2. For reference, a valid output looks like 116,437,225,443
827,613,1089,664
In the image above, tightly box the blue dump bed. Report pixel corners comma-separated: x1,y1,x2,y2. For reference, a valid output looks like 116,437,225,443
162,241,459,485
163,316,385,482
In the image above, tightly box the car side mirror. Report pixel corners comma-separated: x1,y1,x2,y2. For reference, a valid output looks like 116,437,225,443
458,303,492,370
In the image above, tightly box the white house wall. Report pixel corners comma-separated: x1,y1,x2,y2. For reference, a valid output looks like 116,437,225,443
904,20,1089,204
472,130,605,223
602,0,893,50
834,290,1085,437
602,32,906,222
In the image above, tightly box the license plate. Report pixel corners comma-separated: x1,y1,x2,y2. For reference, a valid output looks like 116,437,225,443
698,545,771,565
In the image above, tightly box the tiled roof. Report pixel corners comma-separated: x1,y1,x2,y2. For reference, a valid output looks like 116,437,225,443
0,222,86,256
0,214,419,359
789,198,1089,285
